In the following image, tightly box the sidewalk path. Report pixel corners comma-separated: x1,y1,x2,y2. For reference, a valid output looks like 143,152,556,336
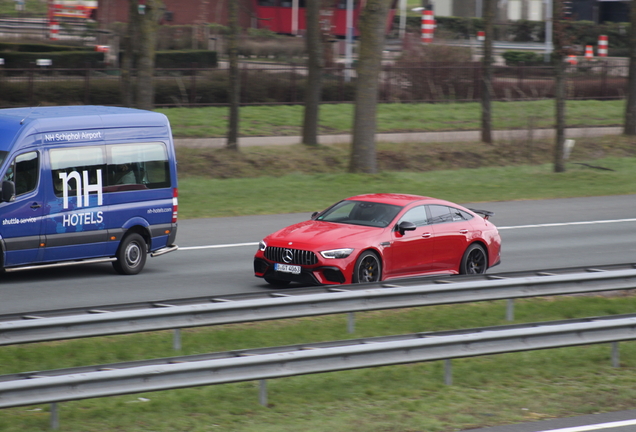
174,126,624,148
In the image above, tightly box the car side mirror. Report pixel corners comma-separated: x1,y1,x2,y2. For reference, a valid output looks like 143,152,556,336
396,221,416,235
1,180,15,203
311,211,319,220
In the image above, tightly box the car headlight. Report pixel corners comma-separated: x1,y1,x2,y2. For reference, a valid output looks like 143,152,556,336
259,240,267,251
320,248,354,259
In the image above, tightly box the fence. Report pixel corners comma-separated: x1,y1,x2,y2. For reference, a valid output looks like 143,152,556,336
0,59,629,109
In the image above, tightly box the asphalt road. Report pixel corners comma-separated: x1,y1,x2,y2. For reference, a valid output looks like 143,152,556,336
0,194,634,315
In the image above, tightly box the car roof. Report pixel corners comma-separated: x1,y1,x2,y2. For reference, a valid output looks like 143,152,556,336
345,193,440,207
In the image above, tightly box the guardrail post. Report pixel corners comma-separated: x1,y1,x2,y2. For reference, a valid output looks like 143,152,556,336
347,312,355,333
506,299,514,321
50,402,59,430
612,342,620,368
444,359,452,385
173,329,182,351
259,379,268,406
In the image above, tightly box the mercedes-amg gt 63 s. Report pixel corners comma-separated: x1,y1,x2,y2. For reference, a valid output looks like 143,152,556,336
254,193,501,286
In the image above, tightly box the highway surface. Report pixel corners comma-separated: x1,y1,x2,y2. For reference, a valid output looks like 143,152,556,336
0,194,634,315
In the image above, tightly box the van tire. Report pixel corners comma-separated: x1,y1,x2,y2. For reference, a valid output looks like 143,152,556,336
113,233,147,275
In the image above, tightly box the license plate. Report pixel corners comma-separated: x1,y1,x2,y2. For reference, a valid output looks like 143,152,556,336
274,263,301,274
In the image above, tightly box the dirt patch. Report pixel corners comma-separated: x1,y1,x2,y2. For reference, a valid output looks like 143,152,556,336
176,134,636,179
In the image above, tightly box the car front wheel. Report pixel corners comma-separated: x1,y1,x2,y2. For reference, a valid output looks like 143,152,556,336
353,251,381,283
460,244,487,275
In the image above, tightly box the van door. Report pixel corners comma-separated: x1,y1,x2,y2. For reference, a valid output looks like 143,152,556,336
41,146,108,262
0,151,45,267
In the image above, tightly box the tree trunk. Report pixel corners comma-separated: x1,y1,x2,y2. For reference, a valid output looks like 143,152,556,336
348,0,392,174
624,0,636,135
136,0,160,111
553,0,566,173
302,0,324,146
121,0,140,107
481,0,494,144
227,0,240,151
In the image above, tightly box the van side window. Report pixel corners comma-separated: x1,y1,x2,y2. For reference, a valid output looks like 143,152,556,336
4,152,39,196
50,147,105,197
50,143,171,196
107,143,171,191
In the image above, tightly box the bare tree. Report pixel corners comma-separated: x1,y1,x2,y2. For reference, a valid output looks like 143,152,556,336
625,0,636,135
348,0,392,174
481,0,495,144
121,0,160,110
121,0,140,107
553,0,571,173
302,0,325,146
227,0,240,150
136,0,161,110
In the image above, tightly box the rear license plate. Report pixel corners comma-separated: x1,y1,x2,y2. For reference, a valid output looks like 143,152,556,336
275,263,301,274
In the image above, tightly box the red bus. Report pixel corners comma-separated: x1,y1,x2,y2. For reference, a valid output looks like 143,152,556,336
252,0,397,37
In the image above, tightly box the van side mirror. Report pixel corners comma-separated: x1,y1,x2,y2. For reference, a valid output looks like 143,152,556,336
396,221,416,235
1,180,15,202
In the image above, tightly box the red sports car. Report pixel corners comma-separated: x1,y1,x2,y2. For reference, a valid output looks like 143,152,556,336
254,193,501,286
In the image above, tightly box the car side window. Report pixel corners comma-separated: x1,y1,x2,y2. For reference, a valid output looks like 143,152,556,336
398,205,429,227
427,205,453,224
3,151,39,196
451,207,474,221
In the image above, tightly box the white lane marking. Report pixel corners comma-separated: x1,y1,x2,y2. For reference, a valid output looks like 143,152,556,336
498,218,636,230
177,219,636,251
536,418,636,432
179,242,258,251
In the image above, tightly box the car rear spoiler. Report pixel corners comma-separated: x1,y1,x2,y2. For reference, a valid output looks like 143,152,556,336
468,208,495,220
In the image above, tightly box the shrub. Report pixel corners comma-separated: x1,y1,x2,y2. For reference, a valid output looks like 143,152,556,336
502,51,544,66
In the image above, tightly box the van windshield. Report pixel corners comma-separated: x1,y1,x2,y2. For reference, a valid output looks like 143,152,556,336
0,151,7,169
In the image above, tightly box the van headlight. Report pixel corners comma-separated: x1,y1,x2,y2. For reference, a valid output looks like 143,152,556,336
259,240,267,251
320,248,354,259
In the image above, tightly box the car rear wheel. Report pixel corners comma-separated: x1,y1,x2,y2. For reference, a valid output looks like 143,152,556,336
264,277,291,287
353,251,381,283
460,244,487,275
113,233,147,275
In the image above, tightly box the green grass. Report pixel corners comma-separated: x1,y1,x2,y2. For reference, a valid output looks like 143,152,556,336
178,156,636,218
158,100,625,139
2,296,636,431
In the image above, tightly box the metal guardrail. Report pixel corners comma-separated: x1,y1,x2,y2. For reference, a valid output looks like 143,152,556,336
2,266,636,346
1,313,635,408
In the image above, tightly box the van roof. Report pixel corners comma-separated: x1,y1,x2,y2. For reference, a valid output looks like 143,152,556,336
0,106,169,152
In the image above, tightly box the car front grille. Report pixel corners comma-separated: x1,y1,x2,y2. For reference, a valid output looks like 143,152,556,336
265,247,318,266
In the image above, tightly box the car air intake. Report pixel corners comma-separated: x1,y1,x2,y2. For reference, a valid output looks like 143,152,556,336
265,247,318,266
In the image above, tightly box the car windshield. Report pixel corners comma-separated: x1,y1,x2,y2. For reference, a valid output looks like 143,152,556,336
316,200,403,228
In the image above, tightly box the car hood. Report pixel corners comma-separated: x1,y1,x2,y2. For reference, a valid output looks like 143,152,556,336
265,220,385,250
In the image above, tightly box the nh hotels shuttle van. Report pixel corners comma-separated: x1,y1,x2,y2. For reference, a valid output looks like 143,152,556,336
0,106,178,275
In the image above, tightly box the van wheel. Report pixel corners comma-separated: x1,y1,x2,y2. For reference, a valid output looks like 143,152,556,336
113,233,147,275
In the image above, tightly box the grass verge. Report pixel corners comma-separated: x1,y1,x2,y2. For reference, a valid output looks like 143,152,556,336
2,295,636,431
176,129,636,218
158,100,625,138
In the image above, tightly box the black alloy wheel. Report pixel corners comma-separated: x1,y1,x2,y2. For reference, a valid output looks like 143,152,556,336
353,251,381,283
460,244,487,275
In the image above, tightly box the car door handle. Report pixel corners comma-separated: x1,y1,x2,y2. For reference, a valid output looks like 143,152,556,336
422,232,432,238
30,202,41,209
459,229,468,234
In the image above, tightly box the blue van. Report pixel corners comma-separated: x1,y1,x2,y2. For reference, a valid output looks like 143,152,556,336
0,106,178,275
